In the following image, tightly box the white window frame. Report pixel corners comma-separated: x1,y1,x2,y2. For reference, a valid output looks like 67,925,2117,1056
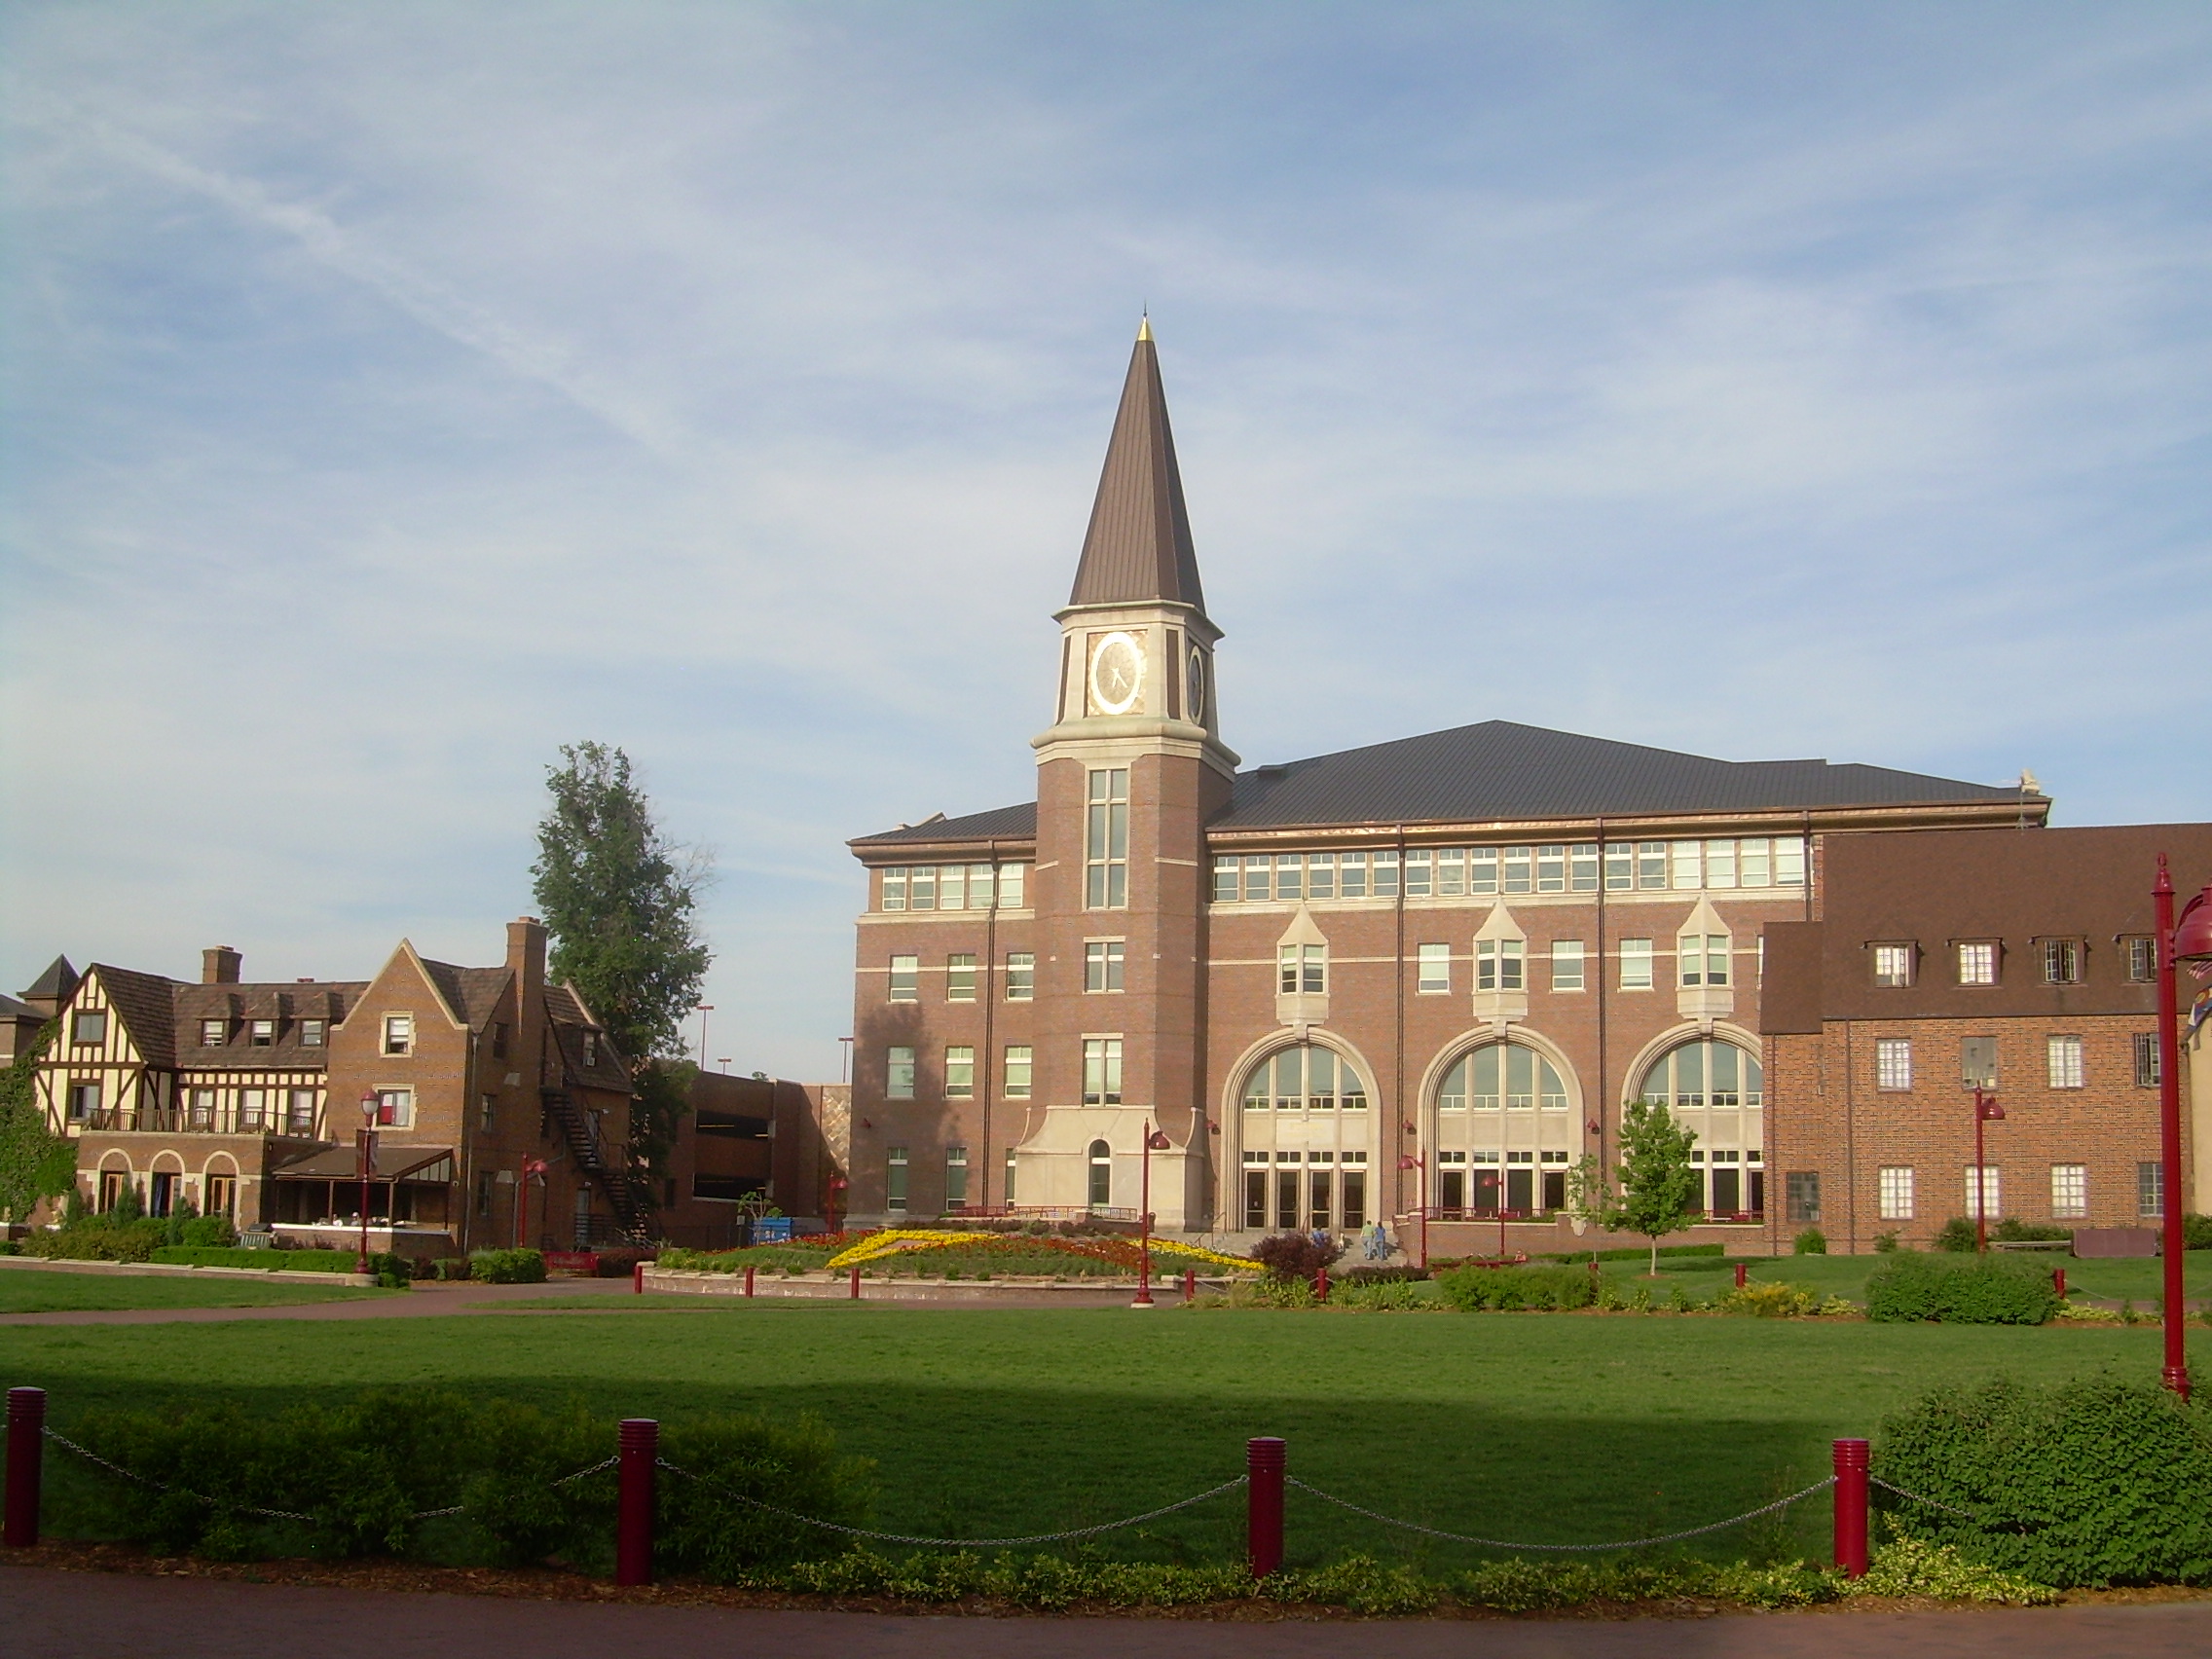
1085,768,1129,909
1416,942,1451,994
2049,1163,2087,1220
887,955,919,1003
1082,1038,1124,1107
2046,1034,2085,1089
944,1046,975,1100
1004,1045,1032,1099
1872,944,1914,988
1278,943,1324,994
946,953,977,1003
1619,939,1654,990
1550,940,1585,992
1005,952,1034,1001
1877,1165,1915,1221
885,1047,916,1099
1957,942,1998,986
1965,1164,2001,1219
382,1014,414,1056
1875,1038,1913,1092
1085,940,1126,993
1476,939,1524,992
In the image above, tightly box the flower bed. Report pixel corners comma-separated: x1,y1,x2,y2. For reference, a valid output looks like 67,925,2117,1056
826,1229,1255,1275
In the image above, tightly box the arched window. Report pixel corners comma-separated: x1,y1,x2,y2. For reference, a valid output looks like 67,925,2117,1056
1437,1044,1568,1112
1237,1046,1374,1234
1240,1046,1368,1112
1430,1042,1576,1218
1639,1039,1765,1219
1088,1139,1112,1208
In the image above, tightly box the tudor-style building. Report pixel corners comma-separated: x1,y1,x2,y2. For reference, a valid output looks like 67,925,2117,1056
27,920,642,1252
844,323,2056,1249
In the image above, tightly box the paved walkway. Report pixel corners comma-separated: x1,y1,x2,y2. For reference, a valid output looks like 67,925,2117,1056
6,1565,2210,1658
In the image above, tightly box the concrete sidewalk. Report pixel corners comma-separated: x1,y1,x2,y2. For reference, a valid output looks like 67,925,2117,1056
5,1564,2210,1659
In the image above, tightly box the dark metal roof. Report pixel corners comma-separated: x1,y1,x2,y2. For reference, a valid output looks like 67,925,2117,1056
23,955,78,1002
1214,720,2030,829
851,802,1041,848
852,719,2033,850
272,1143,455,1181
1066,323,1206,614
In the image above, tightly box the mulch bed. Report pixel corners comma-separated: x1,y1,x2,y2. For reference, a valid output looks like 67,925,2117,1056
10,1539,2210,1620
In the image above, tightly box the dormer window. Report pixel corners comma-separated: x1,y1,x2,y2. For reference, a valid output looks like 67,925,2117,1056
1871,943,1915,988
250,1019,275,1046
383,1014,413,1055
582,1031,599,1067
300,1019,325,1048
1956,942,1999,986
2041,940,2083,984
2124,937,2157,982
201,1017,226,1047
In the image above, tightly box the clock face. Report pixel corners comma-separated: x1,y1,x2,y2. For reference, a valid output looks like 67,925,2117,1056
1185,647,1206,723
1089,632,1145,715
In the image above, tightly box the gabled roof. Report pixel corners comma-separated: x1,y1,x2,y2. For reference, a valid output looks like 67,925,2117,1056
89,965,183,1069
543,983,634,1094
419,959,512,1031
1066,321,1206,614
850,719,2032,849
174,981,365,1068
1212,720,2030,830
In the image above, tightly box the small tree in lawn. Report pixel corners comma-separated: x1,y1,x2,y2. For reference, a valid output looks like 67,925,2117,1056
1609,1099,1701,1275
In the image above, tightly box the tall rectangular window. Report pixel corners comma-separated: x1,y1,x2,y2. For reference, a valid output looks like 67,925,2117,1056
1679,935,1729,987
1619,939,1654,989
1082,1038,1123,1106
1739,838,1771,887
1775,837,1806,886
1704,840,1737,888
1671,842,1703,890
886,1147,908,1212
1086,767,1129,908
1957,942,1998,985
1279,943,1325,993
1005,952,1034,1001
2133,1033,2161,1088
939,866,966,910
946,954,977,1002
1004,1045,1032,1099
2046,1035,2084,1088
2138,1161,2164,1217
1417,943,1451,994
1551,940,1585,991
1469,846,1499,895
1785,1171,1822,1223
1638,842,1668,890
1403,849,1432,897
888,955,919,1002
239,1088,267,1130
1004,1147,1017,1204
300,1018,325,1048
908,866,937,910
1085,940,1125,992
998,865,1026,908
1242,855,1272,902
66,1081,100,1123
1501,846,1532,895
1961,1037,1998,1088
187,1087,217,1129
1877,1165,1915,1220
2126,938,2157,981
1476,939,1524,992
1275,853,1306,900
287,1088,316,1132
881,867,907,910
964,865,994,909
1307,853,1336,898
1872,944,1914,987
383,1014,413,1055
1212,857,1239,901
1876,1039,1913,1090
1372,849,1400,898
1604,843,1633,891
1965,1165,2001,1219
1340,852,1369,898
2043,940,2082,983
1435,848,1464,897
71,1011,107,1046
944,1046,975,1099
201,1017,227,1047
885,1047,915,1099
944,1146,969,1209
1569,843,1599,892
2049,1164,2087,1220
1535,845,1567,892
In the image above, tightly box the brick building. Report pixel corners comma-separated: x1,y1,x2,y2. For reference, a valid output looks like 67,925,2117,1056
841,323,2066,1250
27,920,643,1253
1761,826,2212,1252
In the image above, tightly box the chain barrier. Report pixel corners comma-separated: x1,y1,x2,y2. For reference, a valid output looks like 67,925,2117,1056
1869,1477,1985,1522
654,1457,1249,1549
43,1426,610,1527
1284,1473,1839,1553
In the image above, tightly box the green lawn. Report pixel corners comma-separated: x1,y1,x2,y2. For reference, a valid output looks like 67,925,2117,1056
1592,1250,2212,1306
6,1299,2204,1571
0,1268,389,1314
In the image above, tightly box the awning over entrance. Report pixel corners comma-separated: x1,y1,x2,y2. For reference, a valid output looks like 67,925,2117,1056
271,1145,456,1184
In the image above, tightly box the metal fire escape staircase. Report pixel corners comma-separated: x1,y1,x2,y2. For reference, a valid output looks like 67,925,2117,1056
539,1088,649,1242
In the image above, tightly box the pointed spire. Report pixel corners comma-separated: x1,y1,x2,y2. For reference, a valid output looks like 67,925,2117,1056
1067,322,1205,613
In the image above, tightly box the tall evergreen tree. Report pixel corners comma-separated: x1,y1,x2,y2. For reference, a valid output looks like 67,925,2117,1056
1608,1098,1702,1275
532,742,714,1188
0,1021,75,1225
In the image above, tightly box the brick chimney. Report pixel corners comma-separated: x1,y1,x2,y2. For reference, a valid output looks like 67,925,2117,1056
506,918,546,1004
203,946,242,984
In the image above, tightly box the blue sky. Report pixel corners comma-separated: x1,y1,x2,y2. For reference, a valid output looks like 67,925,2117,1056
4,3,2208,1080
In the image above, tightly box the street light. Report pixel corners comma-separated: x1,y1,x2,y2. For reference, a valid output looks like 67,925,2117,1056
355,1090,379,1276
1132,1124,1171,1308
1972,1087,2005,1256
2155,855,2212,1399
1397,1154,1427,1271
693,1005,714,1064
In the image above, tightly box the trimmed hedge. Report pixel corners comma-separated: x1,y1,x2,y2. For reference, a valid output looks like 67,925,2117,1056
148,1247,360,1272
1435,1264,1597,1311
1864,1253,2058,1324
1874,1376,2212,1586
1531,1243,1723,1265
470,1248,546,1284
55,1388,874,1574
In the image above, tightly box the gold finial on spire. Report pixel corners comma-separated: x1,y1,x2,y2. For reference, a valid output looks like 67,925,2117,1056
1136,312,1152,343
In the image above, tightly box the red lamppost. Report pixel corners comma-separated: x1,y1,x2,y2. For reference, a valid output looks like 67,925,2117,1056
517,1157,548,1250
355,1090,379,1275
1397,1154,1427,1270
826,1174,847,1236
2154,856,2212,1399
1132,1124,1171,1308
1972,1087,2004,1255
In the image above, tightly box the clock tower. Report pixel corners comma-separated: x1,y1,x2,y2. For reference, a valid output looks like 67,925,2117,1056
1014,319,1237,1226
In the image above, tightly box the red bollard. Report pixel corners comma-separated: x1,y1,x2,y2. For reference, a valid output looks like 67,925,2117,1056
744,1265,756,1298
1832,1439,1869,1579
1247,1437,1285,1578
1734,1261,1748,1290
632,1260,645,1296
849,1265,862,1300
2052,1267,2066,1299
5,1386,44,1549
615,1418,656,1586
1183,1269,1197,1304
1314,1266,1329,1304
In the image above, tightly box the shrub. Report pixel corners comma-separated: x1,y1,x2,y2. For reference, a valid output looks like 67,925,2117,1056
1250,1232,1344,1283
1332,1279,1431,1310
471,1248,547,1284
1933,1217,1978,1252
1793,1229,1827,1255
434,1257,472,1280
1435,1264,1597,1311
146,1247,361,1273
2183,1213,2212,1251
1864,1254,2057,1324
1717,1281,1819,1317
1337,1265,1429,1285
1873,1376,2212,1586
1872,1232,1899,1252
1992,1216,2072,1243
1846,1536,2056,1604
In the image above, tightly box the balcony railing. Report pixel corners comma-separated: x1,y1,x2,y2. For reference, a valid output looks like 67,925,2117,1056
71,1107,319,1138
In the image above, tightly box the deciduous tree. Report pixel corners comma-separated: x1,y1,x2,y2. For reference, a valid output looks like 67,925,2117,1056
1608,1099,1701,1275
